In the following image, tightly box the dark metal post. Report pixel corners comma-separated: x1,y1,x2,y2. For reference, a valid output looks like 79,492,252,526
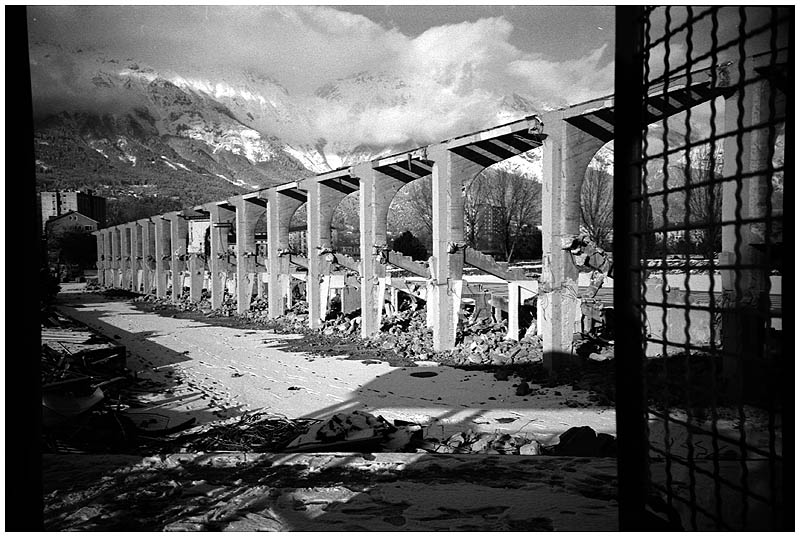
780,29,794,531
614,5,650,530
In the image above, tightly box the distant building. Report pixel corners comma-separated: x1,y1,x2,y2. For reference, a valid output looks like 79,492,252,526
39,190,107,232
474,204,505,253
45,211,99,237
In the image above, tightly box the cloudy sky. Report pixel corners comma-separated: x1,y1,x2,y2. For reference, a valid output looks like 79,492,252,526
26,5,787,147
27,5,618,145
27,5,616,99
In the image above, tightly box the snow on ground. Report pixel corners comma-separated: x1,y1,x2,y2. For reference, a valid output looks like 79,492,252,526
43,452,619,531
56,284,616,444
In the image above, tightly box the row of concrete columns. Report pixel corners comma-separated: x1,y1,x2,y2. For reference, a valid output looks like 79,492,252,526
92,111,595,364
93,62,780,365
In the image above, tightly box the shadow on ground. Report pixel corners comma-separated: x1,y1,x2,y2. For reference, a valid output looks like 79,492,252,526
46,290,248,457
43,288,621,531
43,451,620,531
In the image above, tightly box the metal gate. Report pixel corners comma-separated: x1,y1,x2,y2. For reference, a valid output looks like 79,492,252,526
614,6,792,530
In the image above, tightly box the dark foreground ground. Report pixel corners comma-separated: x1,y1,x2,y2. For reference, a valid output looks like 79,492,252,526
44,452,618,531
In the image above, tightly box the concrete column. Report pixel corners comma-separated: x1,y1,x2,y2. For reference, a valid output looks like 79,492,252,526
305,181,324,328
186,219,208,303
111,227,121,288
187,254,204,302
234,197,266,314
427,145,481,351
140,219,155,294
302,180,349,328
539,113,606,370
154,217,171,298
129,222,141,292
208,204,235,310
266,190,304,319
165,213,189,303
720,73,784,391
354,163,407,337
119,226,131,289
103,230,112,287
94,232,104,286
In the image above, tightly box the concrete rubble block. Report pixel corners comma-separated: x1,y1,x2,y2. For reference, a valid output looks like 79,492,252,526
515,381,532,396
519,440,542,456
551,426,617,457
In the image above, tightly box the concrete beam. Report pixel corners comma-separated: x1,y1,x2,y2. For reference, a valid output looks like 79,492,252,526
139,219,155,294
266,190,304,319
233,196,266,314
539,112,607,370
353,163,407,337
207,203,235,310
154,217,171,298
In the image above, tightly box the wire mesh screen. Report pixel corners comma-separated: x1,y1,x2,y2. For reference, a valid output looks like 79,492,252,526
621,6,791,531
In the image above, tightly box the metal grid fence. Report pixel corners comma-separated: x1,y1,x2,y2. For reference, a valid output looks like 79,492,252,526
615,6,791,531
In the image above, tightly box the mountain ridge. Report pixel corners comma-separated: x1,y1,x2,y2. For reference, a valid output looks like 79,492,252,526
31,44,551,224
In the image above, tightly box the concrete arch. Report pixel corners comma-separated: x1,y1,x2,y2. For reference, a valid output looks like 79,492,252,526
580,140,615,248
387,177,433,252
327,191,358,254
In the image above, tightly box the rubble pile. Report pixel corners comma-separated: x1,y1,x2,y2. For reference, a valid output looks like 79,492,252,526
118,283,544,368
133,291,233,316
282,410,549,455
41,312,134,450
160,412,318,453
420,430,543,455
154,410,616,458
362,309,543,367
131,289,545,369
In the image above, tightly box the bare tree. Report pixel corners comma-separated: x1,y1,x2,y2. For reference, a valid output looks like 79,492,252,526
482,169,542,262
402,169,541,262
685,148,723,255
580,167,614,249
463,177,486,248
404,177,433,236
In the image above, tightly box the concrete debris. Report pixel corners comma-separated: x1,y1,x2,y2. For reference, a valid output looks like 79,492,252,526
286,410,402,452
161,412,316,453
547,426,617,458
130,288,544,369
515,381,532,396
366,309,543,367
423,430,544,456
41,310,128,429
519,441,542,455
588,351,613,362
44,451,619,531
562,234,612,275
156,409,612,459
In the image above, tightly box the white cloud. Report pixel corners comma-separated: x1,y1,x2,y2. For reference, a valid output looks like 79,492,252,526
508,45,615,106
28,6,616,146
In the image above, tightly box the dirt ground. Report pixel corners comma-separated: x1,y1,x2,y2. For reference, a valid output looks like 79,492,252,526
54,284,617,443
43,452,619,531
43,283,620,531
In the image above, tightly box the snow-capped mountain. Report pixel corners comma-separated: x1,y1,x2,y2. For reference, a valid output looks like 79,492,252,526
31,42,549,215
